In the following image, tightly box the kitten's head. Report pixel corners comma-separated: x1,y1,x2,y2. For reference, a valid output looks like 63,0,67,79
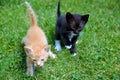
66,12,89,34
24,45,51,67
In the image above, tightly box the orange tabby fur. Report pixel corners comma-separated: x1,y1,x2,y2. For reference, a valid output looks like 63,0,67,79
22,2,56,76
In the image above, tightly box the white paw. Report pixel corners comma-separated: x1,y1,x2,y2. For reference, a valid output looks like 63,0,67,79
76,41,78,44
55,40,61,51
49,51,57,58
51,54,57,58
65,45,72,49
71,53,77,56
55,45,61,51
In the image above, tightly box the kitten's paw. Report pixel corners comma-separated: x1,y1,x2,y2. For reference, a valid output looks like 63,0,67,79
65,45,72,49
76,41,78,44
26,71,34,76
51,54,57,58
49,51,57,58
71,53,77,56
55,45,61,51
55,40,62,51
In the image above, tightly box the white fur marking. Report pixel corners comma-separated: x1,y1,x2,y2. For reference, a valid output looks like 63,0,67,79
65,45,72,49
55,40,61,51
71,53,77,56
49,51,56,58
69,31,77,41
76,41,78,44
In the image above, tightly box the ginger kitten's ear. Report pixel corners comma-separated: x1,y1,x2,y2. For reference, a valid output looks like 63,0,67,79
44,45,51,52
24,46,33,54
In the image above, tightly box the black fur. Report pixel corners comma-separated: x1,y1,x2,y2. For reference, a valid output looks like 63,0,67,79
55,0,89,55
57,0,61,17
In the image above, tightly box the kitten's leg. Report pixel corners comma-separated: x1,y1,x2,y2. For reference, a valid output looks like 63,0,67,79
26,57,34,76
21,37,26,45
49,51,56,58
61,33,72,49
55,32,61,51
70,35,79,56
70,43,76,56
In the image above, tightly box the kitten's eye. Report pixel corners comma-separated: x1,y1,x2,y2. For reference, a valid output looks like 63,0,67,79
41,59,44,61
32,59,37,62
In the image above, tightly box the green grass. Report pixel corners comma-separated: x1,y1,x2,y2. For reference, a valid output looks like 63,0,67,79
0,0,120,80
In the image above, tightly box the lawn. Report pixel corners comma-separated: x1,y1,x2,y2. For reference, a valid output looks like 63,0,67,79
0,0,120,80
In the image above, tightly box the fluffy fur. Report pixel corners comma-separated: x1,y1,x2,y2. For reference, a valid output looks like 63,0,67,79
55,0,89,56
22,2,56,76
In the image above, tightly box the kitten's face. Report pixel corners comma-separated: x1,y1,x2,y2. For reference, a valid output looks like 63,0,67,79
66,12,89,34
24,45,50,67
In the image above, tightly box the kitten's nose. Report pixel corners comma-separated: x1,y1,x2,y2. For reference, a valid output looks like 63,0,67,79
37,62,43,67
37,62,41,66
37,62,40,65
36,64,41,67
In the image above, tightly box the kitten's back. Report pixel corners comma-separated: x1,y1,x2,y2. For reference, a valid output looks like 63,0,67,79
25,2,47,46
26,26,47,45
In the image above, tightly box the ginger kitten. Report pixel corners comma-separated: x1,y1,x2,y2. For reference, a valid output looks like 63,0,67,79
22,2,56,76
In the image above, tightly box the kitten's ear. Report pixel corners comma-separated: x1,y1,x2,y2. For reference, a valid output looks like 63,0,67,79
24,46,33,54
81,14,89,23
44,45,51,52
66,12,74,23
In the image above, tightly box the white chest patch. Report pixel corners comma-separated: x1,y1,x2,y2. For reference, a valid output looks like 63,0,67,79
68,31,77,41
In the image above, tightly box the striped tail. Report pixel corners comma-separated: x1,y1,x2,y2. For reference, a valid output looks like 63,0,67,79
25,2,37,26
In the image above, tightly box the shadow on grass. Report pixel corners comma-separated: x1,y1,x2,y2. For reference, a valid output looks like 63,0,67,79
18,44,26,74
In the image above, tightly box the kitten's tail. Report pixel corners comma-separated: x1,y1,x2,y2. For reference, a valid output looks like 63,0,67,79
25,2,37,26
57,0,61,18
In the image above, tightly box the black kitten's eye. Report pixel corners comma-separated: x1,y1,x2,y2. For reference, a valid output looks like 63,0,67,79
41,59,44,61
32,59,37,62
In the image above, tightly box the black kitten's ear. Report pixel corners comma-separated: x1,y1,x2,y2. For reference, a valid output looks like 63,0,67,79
66,12,74,23
81,14,89,23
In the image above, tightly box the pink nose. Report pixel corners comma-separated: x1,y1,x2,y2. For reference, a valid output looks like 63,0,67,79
37,64,40,66
35,64,41,67
37,63,43,67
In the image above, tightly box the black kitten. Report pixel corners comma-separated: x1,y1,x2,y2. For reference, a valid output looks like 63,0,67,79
55,0,89,56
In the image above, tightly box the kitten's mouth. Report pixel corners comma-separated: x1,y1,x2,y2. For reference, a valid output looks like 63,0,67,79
73,32,78,35
34,63,44,67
